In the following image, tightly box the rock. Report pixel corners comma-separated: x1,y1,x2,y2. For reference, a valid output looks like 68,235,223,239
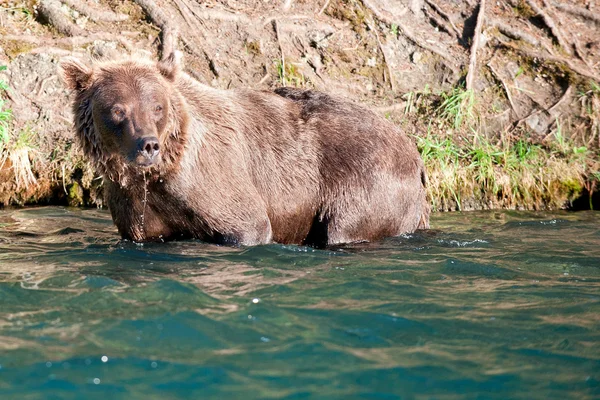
411,51,422,64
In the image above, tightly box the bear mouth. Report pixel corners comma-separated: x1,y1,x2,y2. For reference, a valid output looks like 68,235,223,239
133,153,161,168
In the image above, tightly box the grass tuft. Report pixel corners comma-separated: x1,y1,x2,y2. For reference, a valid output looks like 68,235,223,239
437,86,476,130
0,70,38,191
275,59,307,87
414,125,593,211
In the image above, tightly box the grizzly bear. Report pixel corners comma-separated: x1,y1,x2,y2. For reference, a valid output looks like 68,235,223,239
60,52,429,247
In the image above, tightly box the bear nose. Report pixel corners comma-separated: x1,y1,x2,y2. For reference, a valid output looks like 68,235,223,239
139,137,160,159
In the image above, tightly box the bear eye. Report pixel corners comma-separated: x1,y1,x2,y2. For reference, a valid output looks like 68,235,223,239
113,108,124,118
154,105,163,113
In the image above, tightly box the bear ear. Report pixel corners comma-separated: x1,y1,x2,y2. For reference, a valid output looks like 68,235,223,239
158,51,182,81
59,57,93,91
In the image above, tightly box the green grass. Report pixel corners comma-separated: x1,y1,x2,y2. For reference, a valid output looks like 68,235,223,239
0,65,11,150
0,68,38,190
437,86,476,130
398,79,599,211
414,126,592,211
275,59,306,87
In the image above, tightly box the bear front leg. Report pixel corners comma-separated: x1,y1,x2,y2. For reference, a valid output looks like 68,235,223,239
106,180,173,242
185,185,273,246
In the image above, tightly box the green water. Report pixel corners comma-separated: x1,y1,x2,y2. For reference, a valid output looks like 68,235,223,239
0,207,598,399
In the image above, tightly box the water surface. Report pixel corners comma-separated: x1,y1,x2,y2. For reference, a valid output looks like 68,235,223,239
0,207,599,399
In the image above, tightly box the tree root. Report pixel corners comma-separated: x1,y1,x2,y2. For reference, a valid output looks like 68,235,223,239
512,85,573,132
465,0,485,91
423,6,459,40
3,33,135,54
487,61,521,119
38,0,85,36
500,41,600,83
424,0,462,40
552,3,600,26
365,18,395,91
133,0,178,59
61,0,128,23
524,0,572,56
361,0,459,74
488,19,539,47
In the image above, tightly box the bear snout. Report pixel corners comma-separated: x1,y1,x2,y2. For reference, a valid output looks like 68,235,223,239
134,136,161,166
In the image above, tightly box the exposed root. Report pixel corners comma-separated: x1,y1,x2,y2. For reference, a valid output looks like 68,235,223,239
488,19,539,47
183,5,250,24
524,0,572,55
465,0,486,91
500,41,600,83
375,102,408,114
410,0,424,15
361,0,459,74
487,61,521,119
38,0,85,36
172,0,204,32
133,0,178,58
61,0,128,23
3,34,135,54
552,2,600,25
424,0,462,40
547,85,573,117
366,19,395,91
423,6,459,39
512,85,573,132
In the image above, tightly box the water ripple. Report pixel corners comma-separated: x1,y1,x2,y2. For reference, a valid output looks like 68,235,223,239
0,207,599,399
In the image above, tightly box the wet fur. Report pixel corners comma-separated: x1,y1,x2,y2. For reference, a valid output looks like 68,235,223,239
61,54,429,246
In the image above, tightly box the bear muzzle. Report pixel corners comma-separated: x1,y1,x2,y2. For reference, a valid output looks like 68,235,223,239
134,136,161,167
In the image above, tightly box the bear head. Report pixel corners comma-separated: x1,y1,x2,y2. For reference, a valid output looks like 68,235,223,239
59,52,188,183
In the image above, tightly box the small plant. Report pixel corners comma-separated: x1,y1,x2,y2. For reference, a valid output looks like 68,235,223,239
437,86,476,130
275,59,306,87
514,66,525,79
390,23,398,37
9,128,37,189
0,69,38,190
0,66,11,152
402,85,430,115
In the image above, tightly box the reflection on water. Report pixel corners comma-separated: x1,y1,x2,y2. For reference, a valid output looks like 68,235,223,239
0,207,599,399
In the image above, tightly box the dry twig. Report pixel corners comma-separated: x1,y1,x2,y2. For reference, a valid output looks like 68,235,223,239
318,0,331,15
366,19,395,91
273,19,286,85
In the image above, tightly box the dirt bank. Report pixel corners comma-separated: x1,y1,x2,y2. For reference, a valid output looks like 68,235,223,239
0,0,598,210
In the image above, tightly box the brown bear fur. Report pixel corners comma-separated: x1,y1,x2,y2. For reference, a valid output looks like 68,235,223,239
60,52,429,246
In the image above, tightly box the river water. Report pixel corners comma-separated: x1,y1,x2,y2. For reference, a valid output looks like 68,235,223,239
0,207,598,399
